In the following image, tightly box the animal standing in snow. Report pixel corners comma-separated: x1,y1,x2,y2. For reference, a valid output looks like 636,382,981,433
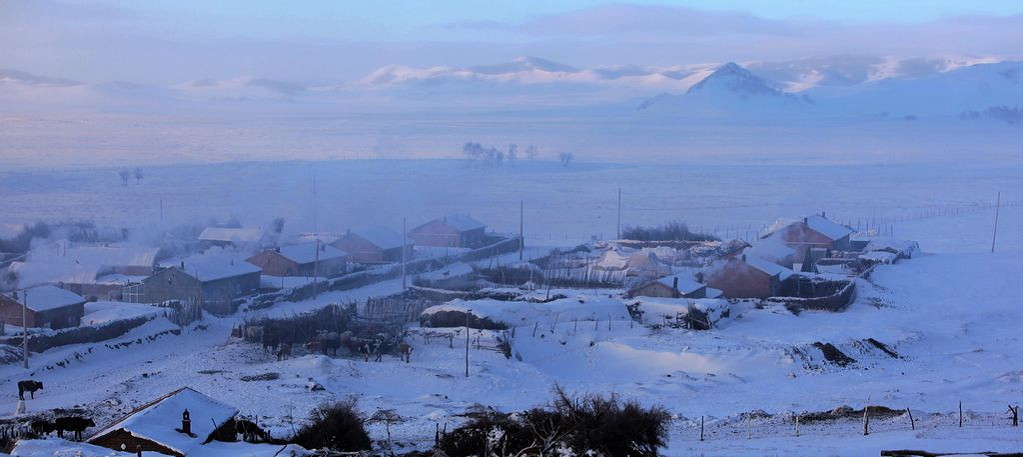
30,420,55,436
235,418,271,442
17,380,43,400
54,416,95,441
399,342,413,363
261,328,279,354
276,342,292,361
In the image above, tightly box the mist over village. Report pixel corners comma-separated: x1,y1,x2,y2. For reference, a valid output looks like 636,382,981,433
0,1,1022,456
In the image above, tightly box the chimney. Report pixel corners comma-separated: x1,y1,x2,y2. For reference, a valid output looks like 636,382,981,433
181,409,191,435
821,211,826,218
180,261,185,269
802,217,808,225
275,246,281,253
741,254,747,262
672,277,679,298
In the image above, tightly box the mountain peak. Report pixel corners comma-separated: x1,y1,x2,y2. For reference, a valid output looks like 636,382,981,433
685,62,780,97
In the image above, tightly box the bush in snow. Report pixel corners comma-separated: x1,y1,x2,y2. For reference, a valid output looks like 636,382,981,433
439,385,672,457
621,221,717,242
290,398,371,453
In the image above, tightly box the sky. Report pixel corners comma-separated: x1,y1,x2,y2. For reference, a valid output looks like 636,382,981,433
2,0,1022,84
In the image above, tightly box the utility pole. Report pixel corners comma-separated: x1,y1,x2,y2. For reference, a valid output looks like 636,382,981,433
402,218,407,290
22,289,28,369
617,187,621,239
519,201,524,261
312,175,318,233
992,192,1001,253
313,239,319,298
464,309,471,378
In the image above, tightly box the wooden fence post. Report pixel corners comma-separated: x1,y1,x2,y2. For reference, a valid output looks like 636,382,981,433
906,408,914,431
863,405,870,436
795,414,800,437
959,401,963,428
700,416,704,442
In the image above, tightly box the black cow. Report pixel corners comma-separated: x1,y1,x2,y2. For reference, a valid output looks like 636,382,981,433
30,420,55,436
17,380,43,400
235,419,270,443
55,416,95,441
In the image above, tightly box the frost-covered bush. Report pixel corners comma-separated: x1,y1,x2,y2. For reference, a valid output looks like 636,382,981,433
290,398,371,452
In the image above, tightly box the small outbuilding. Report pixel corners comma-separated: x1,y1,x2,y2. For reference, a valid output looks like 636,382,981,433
765,214,853,261
331,227,413,263
704,254,794,299
628,275,710,299
0,285,86,329
409,215,487,248
88,386,239,457
142,260,260,315
246,242,348,277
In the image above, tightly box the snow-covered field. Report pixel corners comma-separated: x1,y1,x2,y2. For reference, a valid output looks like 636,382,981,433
0,160,1021,455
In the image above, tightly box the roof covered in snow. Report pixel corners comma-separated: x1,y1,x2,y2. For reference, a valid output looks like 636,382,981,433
804,215,853,241
864,239,920,255
275,242,348,264
744,256,794,281
5,284,85,312
90,387,238,456
178,259,261,282
9,244,159,287
655,275,706,294
198,227,265,243
353,226,412,250
438,214,486,232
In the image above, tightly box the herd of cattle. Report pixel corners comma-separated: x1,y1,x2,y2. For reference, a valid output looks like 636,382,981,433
239,325,414,363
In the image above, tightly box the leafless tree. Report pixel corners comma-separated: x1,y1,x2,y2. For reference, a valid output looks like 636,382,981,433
507,144,518,166
559,152,574,166
526,145,539,160
133,167,144,184
118,169,130,186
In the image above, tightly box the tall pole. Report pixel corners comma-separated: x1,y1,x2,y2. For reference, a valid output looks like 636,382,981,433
402,218,407,290
22,289,28,369
313,239,319,298
992,192,1001,253
312,175,318,233
464,309,471,378
617,187,622,239
519,200,524,261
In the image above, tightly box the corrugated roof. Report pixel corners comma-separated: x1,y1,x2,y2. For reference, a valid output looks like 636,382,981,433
440,214,486,232
180,259,261,282
90,387,238,456
354,227,412,250
7,284,85,312
276,243,348,264
198,227,265,243
805,215,853,241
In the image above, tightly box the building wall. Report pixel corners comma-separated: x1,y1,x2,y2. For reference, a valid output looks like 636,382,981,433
295,256,346,277
706,260,778,299
458,227,487,249
777,224,840,262
630,282,677,298
0,296,35,328
200,272,261,315
0,296,84,329
143,268,202,304
332,235,385,263
409,220,462,248
246,251,301,276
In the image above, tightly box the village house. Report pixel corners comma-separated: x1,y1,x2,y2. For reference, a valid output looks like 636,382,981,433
704,254,794,299
766,214,853,262
197,227,266,247
88,387,239,456
246,242,348,277
409,214,487,248
6,244,160,300
331,227,414,263
0,284,86,329
628,275,721,299
140,259,260,315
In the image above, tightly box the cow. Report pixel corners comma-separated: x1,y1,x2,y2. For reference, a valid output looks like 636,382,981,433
54,416,95,441
17,380,43,400
398,342,413,363
245,325,264,342
276,342,292,361
235,419,270,443
30,420,55,436
261,329,279,355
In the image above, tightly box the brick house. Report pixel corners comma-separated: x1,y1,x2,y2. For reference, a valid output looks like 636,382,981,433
246,242,348,277
142,260,260,315
88,387,238,456
704,255,794,299
767,214,853,262
0,284,86,329
331,227,413,263
409,215,487,248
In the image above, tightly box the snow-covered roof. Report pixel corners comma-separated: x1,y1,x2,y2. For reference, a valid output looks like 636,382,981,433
705,287,723,299
6,285,85,312
179,259,261,282
275,243,348,264
744,256,794,281
90,387,238,456
353,227,412,250
439,214,486,232
859,251,898,264
9,244,159,287
804,215,853,241
655,275,705,294
864,239,920,255
198,227,265,243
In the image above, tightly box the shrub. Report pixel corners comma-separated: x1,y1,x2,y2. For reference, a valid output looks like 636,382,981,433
290,399,371,452
621,221,717,242
439,385,672,457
